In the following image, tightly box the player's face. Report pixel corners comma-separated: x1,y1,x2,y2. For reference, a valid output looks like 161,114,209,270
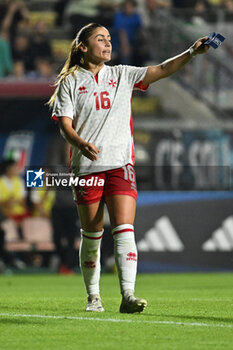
85,27,112,64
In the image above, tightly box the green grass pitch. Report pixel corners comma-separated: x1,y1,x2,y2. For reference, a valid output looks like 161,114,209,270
0,273,233,350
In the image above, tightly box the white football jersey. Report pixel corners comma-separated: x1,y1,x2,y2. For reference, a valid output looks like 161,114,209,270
52,64,148,176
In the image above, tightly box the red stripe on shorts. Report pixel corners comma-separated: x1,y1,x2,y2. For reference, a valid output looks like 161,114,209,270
82,233,103,240
113,228,134,236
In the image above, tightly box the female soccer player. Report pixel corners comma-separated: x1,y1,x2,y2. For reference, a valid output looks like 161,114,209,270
49,23,209,313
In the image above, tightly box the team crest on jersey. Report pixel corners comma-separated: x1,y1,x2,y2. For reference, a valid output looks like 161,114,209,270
78,86,88,94
108,79,117,87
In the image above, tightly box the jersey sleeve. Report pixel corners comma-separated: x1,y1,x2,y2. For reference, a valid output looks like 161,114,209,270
122,65,149,92
52,77,74,121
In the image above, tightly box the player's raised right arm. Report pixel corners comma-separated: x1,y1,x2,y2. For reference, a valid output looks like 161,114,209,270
142,37,209,85
59,116,100,161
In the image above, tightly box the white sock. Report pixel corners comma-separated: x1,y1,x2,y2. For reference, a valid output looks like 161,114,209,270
79,229,103,297
112,224,137,297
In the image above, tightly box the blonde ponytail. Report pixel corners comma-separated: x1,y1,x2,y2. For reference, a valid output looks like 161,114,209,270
47,40,83,108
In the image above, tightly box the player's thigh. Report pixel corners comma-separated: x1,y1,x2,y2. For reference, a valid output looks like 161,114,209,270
77,200,104,232
105,195,136,228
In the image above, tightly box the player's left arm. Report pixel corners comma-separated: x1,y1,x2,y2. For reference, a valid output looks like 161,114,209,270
142,37,210,85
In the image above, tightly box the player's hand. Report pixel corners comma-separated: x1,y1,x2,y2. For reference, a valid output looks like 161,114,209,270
191,37,210,55
80,142,100,161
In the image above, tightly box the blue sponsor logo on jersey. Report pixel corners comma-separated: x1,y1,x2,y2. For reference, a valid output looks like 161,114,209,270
26,168,45,188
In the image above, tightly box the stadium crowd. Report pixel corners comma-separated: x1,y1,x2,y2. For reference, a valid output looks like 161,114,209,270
0,0,233,79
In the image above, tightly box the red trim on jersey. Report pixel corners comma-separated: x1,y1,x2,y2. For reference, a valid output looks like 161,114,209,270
113,228,134,236
94,74,98,84
130,81,148,164
130,97,135,165
134,80,149,91
82,233,103,240
51,114,59,122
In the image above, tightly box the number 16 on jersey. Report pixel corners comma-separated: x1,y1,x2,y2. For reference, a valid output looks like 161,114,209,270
94,92,111,110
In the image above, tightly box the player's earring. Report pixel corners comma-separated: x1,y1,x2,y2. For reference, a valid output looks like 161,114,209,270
80,56,84,64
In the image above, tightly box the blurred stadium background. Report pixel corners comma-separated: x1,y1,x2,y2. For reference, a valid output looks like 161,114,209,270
0,0,233,275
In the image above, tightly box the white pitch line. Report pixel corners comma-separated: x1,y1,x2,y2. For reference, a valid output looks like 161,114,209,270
0,313,232,329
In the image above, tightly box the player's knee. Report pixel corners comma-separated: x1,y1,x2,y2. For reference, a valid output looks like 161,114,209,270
81,224,103,232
